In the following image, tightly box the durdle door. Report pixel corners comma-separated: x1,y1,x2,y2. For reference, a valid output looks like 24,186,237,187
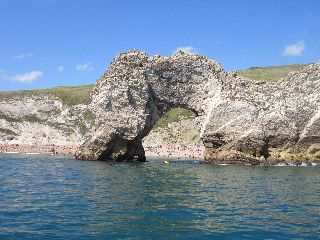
75,50,320,165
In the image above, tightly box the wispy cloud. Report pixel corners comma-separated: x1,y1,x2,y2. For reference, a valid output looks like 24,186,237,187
174,46,197,55
6,71,43,84
283,41,305,57
58,65,64,72
76,62,93,72
13,53,33,60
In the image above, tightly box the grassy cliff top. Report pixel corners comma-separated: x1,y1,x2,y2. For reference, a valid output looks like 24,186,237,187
237,64,308,82
153,108,195,129
0,84,95,106
0,63,310,107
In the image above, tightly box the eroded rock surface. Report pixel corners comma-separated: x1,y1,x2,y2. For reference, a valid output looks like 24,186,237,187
0,95,93,146
77,50,320,165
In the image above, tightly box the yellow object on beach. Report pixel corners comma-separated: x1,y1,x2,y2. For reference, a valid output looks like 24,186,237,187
163,160,170,164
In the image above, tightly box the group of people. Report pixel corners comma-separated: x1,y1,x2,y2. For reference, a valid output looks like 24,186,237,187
0,143,79,155
145,143,204,159
0,142,204,159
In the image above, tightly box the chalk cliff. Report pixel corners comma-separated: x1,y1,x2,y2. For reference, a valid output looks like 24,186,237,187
0,86,200,153
76,50,320,165
0,93,93,146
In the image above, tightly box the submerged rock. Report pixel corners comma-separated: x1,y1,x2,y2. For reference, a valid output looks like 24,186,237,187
76,50,320,165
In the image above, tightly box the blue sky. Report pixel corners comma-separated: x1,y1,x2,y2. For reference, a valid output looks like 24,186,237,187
0,0,319,91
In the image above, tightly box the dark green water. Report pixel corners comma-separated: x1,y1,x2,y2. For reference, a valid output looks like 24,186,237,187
0,154,319,239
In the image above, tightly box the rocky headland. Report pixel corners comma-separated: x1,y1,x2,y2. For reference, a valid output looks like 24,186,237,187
0,86,200,157
1,50,320,165
0,86,94,154
76,50,320,165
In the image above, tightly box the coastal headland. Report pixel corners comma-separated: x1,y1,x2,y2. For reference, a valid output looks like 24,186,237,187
1,50,320,165
76,50,320,165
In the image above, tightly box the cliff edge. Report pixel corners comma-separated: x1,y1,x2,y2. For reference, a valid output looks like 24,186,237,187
76,50,320,165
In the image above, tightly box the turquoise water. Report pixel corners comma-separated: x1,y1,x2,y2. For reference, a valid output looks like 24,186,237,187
0,155,319,240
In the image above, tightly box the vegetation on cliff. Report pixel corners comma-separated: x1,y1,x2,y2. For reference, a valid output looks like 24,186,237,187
1,62,315,160
0,63,305,107
238,64,308,82
0,84,94,106
153,108,195,129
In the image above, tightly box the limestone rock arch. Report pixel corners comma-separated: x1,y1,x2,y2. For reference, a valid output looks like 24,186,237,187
76,50,320,165
76,50,224,161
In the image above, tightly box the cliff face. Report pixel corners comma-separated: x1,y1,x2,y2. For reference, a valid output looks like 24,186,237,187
76,50,221,161
2,50,319,165
203,63,320,165
143,117,201,147
0,87,201,152
77,50,320,165
0,94,93,146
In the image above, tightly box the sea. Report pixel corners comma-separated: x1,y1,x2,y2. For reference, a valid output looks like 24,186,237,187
0,154,319,240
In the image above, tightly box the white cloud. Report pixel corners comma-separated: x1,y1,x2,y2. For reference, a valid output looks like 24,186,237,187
283,41,305,57
76,62,93,72
13,53,33,60
7,71,43,84
174,46,197,55
58,65,64,72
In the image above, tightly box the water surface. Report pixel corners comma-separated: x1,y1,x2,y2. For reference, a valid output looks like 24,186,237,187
0,154,319,239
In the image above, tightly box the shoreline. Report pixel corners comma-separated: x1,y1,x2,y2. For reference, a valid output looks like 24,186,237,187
144,144,204,160
0,143,205,160
1,143,318,166
0,143,80,156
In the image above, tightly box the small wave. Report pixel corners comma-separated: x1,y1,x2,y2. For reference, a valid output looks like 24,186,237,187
275,163,285,166
275,162,318,167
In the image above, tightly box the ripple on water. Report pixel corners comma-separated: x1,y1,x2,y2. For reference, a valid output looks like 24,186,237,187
0,155,319,239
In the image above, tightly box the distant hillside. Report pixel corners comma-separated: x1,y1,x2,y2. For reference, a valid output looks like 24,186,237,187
0,63,311,148
153,108,195,129
0,84,95,106
237,64,308,82
0,64,309,103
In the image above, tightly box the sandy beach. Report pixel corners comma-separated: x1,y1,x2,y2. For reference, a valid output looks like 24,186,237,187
0,143,204,159
144,144,204,160
0,143,80,156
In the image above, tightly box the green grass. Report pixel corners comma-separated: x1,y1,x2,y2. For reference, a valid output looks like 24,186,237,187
0,63,312,134
83,110,94,122
0,111,22,123
237,64,309,82
0,128,17,136
0,84,94,106
0,63,310,108
0,111,46,124
22,114,43,123
153,108,195,129
39,107,62,115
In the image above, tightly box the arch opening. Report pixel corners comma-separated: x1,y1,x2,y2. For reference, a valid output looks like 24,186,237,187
76,50,220,162
142,107,204,160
